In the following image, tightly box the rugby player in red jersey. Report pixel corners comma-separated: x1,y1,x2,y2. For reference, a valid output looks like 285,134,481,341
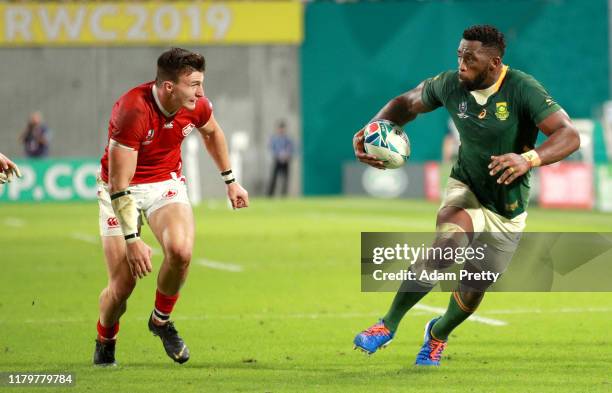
93,48,249,366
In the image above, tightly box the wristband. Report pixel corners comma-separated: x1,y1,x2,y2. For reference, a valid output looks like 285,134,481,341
124,233,140,243
221,169,236,184
521,150,542,168
110,190,131,200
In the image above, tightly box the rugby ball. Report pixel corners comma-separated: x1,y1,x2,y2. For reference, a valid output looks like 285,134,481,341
363,120,410,169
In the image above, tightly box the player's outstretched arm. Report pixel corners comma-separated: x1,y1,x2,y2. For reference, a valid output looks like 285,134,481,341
0,152,22,184
354,81,433,169
198,114,249,209
108,142,153,278
490,109,580,185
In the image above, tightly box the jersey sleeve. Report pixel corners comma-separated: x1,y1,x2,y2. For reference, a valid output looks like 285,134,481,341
519,76,562,125
421,71,454,110
110,101,148,150
195,97,214,128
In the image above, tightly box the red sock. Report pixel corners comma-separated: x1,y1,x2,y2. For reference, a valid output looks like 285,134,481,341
97,319,119,341
153,289,179,322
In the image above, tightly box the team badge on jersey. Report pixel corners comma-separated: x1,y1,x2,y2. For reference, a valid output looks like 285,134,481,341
143,129,155,145
495,102,509,121
457,101,468,119
182,123,195,136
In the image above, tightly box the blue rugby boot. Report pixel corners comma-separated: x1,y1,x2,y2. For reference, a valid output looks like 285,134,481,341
353,320,394,355
415,317,447,366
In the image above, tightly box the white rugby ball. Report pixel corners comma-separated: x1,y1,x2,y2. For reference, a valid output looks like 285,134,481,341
363,120,410,169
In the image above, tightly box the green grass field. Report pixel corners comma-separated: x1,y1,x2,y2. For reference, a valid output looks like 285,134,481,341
1,198,611,392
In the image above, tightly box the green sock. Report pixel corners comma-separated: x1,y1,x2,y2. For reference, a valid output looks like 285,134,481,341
430,293,473,341
383,291,429,332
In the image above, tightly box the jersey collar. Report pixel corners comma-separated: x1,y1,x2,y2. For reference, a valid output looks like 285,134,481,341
151,84,178,118
470,64,509,105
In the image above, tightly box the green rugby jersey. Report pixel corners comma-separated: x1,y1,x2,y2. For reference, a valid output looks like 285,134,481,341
421,67,561,219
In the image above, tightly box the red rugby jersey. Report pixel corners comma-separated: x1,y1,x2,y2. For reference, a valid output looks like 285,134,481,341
100,81,213,184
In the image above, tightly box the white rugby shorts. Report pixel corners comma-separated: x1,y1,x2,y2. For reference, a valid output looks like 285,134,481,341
97,174,190,237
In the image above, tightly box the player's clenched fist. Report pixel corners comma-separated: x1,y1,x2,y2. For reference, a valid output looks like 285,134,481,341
0,152,22,184
227,182,249,209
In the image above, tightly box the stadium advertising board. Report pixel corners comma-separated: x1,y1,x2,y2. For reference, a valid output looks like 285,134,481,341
597,164,612,212
539,162,594,209
0,159,98,202
0,1,303,46
343,162,425,199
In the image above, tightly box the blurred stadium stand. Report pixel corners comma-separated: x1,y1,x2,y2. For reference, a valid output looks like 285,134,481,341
0,0,610,211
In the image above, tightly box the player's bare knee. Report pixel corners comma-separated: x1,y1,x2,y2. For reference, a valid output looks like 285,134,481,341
165,243,192,268
429,222,471,268
436,207,474,233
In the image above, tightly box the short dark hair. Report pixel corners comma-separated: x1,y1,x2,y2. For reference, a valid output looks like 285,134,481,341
462,25,506,57
156,48,205,85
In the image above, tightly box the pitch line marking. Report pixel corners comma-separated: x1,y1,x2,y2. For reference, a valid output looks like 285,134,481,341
482,306,612,315
414,304,508,326
14,311,431,324
151,247,243,272
4,217,25,227
70,232,243,273
9,306,612,325
70,232,98,244
196,259,244,273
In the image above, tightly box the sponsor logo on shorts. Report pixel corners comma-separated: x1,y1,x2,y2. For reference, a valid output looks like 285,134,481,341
182,123,195,137
162,189,178,199
107,217,120,228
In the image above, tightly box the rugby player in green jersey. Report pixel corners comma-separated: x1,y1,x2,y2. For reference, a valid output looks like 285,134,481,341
352,25,580,366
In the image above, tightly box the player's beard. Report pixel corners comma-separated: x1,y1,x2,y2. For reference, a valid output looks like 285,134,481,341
459,70,488,91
